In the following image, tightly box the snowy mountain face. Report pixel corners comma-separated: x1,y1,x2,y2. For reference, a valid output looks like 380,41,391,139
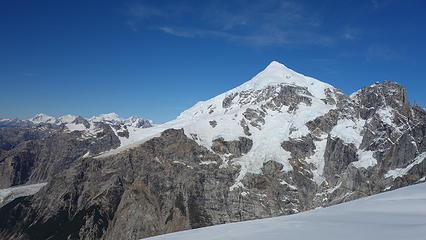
98,61,426,195
1,61,426,240
175,61,339,188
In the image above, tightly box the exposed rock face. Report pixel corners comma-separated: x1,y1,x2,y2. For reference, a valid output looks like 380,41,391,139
242,108,266,129
323,137,358,185
211,137,253,157
0,112,154,189
0,129,323,239
0,125,53,151
73,116,90,128
0,129,239,239
281,134,317,161
1,62,426,240
0,123,121,188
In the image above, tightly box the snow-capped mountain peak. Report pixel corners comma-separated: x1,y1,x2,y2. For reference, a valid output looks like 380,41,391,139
99,61,341,189
242,61,305,90
29,113,58,124
29,113,80,125
96,61,425,195
23,112,152,129
90,113,121,123
88,113,153,128
58,114,78,124
177,60,335,121
235,61,333,98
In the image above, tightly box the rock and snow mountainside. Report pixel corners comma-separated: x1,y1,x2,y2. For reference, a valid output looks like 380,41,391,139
98,61,426,194
146,182,426,240
1,61,426,240
0,113,152,188
0,112,153,152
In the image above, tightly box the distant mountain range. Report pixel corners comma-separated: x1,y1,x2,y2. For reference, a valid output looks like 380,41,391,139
0,61,425,240
0,113,153,129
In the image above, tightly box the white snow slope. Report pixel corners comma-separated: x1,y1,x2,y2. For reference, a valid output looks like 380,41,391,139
146,182,426,240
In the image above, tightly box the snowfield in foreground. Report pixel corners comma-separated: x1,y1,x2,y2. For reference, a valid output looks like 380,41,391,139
146,182,426,240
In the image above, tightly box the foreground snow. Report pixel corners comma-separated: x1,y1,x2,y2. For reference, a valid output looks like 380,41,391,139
146,183,426,240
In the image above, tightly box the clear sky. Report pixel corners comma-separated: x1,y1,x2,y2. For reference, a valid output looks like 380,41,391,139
1,0,426,123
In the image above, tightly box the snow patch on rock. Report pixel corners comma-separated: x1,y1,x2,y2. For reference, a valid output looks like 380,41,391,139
352,150,377,169
385,152,426,179
0,183,47,207
330,118,365,147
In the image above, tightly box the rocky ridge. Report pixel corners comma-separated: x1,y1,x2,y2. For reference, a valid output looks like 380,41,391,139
0,113,153,188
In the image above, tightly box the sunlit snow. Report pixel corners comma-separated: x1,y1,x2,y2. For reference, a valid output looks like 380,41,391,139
145,182,426,240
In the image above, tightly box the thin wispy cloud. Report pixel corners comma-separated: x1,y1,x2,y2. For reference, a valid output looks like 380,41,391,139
343,27,362,40
126,3,165,19
124,0,336,47
371,0,380,9
367,44,400,61
371,0,389,9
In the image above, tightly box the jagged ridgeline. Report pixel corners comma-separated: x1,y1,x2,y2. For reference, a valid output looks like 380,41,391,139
1,61,425,240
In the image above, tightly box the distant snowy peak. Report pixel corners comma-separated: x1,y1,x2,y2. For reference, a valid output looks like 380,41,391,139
90,113,122,123
58,114,78,124
6,112,154,153
29,113,59,125
125,116,155,128
89,113,153,128
0,118,33,127
28,113,78,126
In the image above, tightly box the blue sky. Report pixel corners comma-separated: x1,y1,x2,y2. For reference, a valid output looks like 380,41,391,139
1,0,426,122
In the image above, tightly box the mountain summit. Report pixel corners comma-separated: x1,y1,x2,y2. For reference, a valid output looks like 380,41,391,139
237,61,333,97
